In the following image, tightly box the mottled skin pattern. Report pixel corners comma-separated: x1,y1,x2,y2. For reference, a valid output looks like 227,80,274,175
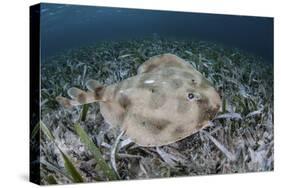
56,53,222,147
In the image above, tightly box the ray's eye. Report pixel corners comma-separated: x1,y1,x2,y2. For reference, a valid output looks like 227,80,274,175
186,91,201,102
188,93,194,99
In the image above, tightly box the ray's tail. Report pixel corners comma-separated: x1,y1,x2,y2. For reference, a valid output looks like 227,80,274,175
56,79,105,108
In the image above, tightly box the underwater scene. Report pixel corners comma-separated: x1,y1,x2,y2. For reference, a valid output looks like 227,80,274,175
33,3,273,185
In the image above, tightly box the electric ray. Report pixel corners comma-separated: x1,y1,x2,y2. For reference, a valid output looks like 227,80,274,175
56,53,222,147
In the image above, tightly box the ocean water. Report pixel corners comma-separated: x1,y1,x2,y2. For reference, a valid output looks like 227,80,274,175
39,3,273,62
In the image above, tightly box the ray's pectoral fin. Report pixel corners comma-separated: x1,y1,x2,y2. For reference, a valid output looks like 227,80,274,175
56,80,106,108
137,53,193,74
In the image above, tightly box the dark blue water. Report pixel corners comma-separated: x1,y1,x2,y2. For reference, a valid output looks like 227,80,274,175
40,3,273,62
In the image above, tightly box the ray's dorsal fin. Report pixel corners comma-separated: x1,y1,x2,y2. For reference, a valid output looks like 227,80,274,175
67,87,85,99
137,53,194,74
56,96,80,108
56,80,106,108
67,87,105,104
86,79,102,91
67,87,95,104
86,79,105,101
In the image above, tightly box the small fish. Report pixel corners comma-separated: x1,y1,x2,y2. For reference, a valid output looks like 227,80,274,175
57,54,222,147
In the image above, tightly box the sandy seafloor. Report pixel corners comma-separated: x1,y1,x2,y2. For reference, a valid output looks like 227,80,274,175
35,38,273,184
